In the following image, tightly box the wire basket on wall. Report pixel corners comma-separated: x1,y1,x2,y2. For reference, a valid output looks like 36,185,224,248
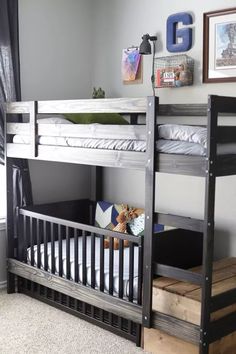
154,54,194,88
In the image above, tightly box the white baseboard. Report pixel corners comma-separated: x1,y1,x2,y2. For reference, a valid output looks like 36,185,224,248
0,280,7,289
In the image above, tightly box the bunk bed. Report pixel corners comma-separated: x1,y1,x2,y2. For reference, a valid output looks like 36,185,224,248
5,95,236,353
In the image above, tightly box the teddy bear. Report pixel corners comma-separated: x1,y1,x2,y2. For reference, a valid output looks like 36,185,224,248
104,205,143,250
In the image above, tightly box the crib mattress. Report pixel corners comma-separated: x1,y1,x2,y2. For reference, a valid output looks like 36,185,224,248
27,236,139,299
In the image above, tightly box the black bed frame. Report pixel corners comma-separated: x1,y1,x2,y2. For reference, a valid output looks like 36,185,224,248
5,95,236,353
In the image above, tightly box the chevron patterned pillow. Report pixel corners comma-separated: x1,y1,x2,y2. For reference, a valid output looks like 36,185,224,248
95,201,124,230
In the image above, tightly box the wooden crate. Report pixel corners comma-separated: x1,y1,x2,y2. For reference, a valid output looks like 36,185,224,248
144,258,236,354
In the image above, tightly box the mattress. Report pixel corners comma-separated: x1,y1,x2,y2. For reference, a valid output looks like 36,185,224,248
27,236,139,299
12,123,236,156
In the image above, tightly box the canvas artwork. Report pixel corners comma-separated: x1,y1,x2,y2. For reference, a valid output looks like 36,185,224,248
121,48,141,81
216,22,236,69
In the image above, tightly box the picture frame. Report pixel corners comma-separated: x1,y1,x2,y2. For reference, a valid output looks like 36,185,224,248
203,7,236,83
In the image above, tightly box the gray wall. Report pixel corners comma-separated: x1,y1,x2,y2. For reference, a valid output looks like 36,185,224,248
92,0,236,259
19,0,93,203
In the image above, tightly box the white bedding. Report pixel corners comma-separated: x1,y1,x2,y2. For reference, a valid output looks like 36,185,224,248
27,236,139,299
13,124,236,156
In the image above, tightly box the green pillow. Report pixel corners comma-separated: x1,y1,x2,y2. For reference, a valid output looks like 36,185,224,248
64,113,129,125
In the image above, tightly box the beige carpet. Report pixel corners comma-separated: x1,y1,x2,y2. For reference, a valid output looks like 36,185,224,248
0,289,148,354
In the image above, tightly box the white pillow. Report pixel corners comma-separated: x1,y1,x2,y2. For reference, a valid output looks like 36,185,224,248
37,116,73,124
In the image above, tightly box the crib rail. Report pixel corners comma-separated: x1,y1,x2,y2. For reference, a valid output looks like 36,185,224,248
17,208,143,306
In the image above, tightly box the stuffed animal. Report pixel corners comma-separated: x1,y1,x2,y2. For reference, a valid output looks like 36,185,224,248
104,204,143,250
92,87,105,99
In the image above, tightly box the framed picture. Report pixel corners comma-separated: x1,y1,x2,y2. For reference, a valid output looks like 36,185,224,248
203,7,236,83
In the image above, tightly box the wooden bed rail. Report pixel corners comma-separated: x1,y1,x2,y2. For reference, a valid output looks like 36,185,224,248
5,95,236,116
18,207,142,245
6,97,148,114
211,95,236,114
8,258,142,324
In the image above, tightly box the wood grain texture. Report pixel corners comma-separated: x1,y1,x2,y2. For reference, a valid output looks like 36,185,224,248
6,144,146,170
155,213,204,232
152,258,236,326
6,101,33,114
37,97,148,114
152,311,200,344
158,103,207,116
7,123,146,140
153,264,202,285
143,327,236,354
8,258,142,323
157,153,207,176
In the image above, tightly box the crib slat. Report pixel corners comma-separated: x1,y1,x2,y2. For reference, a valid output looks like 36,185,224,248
36,219,41,269
58,225,63,277
23,215,27,262
137,240,143,305
74,229,79,283
109,237,114,295
43,221,48,271
66,226,70,279
118,239,124,299
30,217,34,266
51,223,55,274
100,235,104,292
82,230,87,285
128,320,132,335
91,232,95,289
129,242,134,302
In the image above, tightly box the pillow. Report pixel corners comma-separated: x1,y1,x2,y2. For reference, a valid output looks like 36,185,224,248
95,201,166,236
128,213,145,236
64,113,128,125
37,116,73,124
95,201,124,230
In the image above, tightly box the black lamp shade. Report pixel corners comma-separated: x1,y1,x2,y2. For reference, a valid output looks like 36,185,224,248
139,34,152,54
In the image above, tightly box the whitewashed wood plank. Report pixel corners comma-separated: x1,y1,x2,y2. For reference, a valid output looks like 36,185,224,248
38,97,148,114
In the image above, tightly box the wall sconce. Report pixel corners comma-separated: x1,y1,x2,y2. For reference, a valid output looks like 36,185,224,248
139,34,157,95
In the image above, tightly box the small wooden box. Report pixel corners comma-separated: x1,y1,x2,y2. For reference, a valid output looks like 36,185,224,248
144,258,236,354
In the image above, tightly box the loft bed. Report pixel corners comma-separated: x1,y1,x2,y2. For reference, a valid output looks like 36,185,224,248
5,95,236,353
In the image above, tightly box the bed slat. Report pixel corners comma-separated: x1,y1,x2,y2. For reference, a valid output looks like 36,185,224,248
100,235,105,292
36,219,41,268
66,226,70,280
22,215,27,262
30,217,34,267
82,230,87,285
118,239,124,299
137,241,143,305
91,233,96,289
74,229,79,283
129,242,134,302
51,223,55,274
37,97,147,114
109,238,114,295
58,225,63,277
43,221,48,271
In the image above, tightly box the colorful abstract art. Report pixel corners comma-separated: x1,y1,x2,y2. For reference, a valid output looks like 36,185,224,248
121,48,141,81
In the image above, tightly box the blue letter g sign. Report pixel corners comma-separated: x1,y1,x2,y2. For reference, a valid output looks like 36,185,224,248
167,12,193,52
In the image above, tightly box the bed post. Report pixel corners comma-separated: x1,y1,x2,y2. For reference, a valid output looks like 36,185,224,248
90,166,103,223
200,95,217,354
142,96,158,328
6,157,16,293
90,166,103,201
